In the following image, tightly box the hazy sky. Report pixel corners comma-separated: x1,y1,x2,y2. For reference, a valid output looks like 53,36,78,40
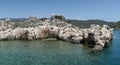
0,0,120,21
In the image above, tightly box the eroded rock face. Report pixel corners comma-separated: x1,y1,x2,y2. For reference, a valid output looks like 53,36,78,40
0,18,113,51
14,28,27,39
26,27,49,40
48,26,60,38
89,25,113,51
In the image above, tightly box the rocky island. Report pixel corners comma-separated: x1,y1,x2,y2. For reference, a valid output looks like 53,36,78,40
0,14,113,52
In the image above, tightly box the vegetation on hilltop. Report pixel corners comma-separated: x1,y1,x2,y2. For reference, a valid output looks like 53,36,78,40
66,19,116,28
116,21,120,28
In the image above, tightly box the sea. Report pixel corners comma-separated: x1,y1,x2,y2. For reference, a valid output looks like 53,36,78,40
0,30,119,65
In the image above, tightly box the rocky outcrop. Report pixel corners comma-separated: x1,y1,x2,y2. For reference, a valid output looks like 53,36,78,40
0,15,113,51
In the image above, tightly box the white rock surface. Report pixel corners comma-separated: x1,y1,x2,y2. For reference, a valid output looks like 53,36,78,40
0,19,113,51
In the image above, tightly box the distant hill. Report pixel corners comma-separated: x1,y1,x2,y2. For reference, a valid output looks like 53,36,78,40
66,19,116,28
115,21,120,29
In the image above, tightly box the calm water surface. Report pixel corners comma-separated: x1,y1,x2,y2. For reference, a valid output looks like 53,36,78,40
0,30,120,65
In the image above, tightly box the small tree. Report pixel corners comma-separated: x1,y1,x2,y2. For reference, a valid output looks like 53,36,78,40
54,15,65,20
40,17,47,21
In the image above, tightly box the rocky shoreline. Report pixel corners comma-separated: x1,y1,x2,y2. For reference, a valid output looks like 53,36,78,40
0,14,113,51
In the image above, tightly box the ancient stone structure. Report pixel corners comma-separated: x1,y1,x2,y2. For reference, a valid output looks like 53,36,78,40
29,16,36,22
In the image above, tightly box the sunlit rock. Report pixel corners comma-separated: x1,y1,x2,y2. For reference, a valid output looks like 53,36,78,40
0,15,113,51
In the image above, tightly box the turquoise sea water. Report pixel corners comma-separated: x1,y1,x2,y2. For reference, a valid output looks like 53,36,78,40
0,30,120,65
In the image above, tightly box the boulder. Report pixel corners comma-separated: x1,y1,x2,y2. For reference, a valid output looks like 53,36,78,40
14,28,27,40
